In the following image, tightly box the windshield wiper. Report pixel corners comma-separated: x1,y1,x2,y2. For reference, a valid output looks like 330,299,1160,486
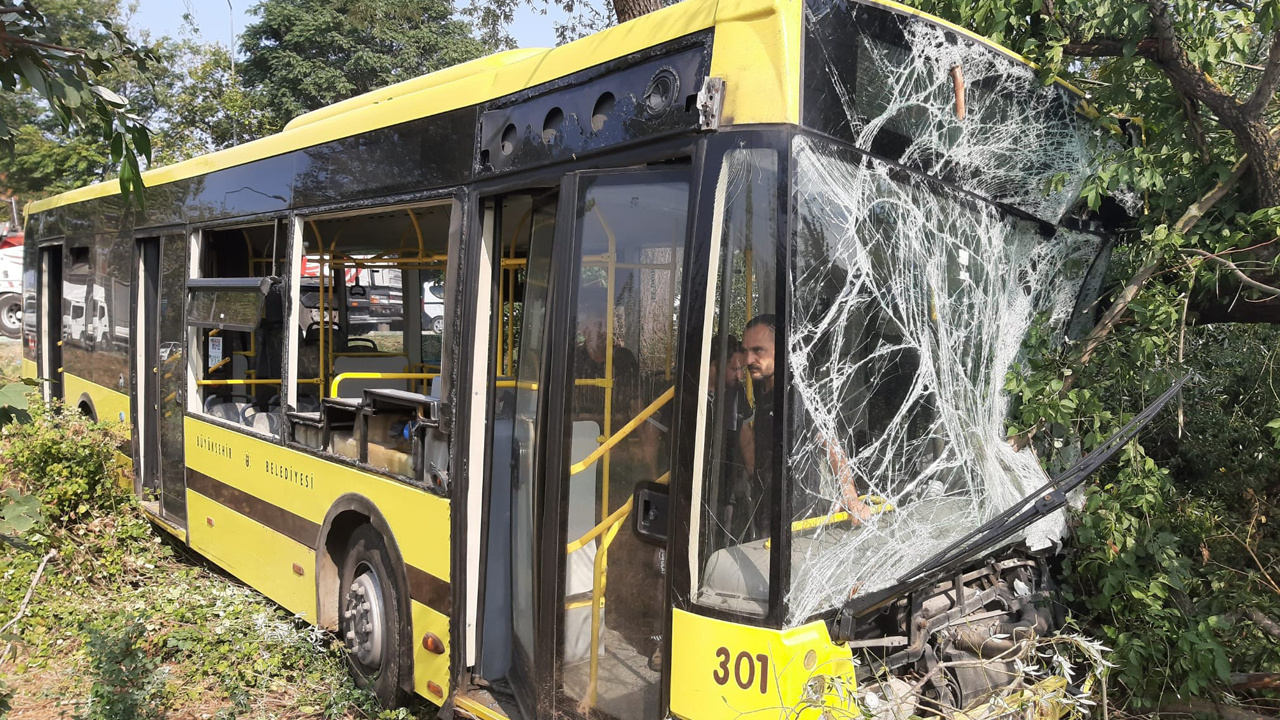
842,375,1189,620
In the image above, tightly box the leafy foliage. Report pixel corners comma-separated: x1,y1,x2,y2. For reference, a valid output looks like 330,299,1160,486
1,395,126,524
80,613,167,720
0,0,157,204
0,393,432,718
238,0,490,130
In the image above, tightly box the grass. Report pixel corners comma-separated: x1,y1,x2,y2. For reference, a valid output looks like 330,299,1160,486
0,338,21,384
0,392,437,720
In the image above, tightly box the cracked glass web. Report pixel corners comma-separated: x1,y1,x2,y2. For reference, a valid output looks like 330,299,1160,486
783,7,1105,624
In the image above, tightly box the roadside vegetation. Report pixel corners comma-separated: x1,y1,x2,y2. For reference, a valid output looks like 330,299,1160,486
0,344,431,719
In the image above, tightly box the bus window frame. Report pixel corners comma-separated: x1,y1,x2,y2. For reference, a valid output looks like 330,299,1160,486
184,217,290,440
672,128,794,631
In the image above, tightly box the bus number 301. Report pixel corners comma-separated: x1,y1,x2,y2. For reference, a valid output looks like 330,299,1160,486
712,647,770,694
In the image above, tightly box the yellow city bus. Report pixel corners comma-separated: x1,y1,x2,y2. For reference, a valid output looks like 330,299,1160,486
19,0,1138,717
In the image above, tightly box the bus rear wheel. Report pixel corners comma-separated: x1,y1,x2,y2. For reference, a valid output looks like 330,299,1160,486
339,524,411,707
0,294,20,339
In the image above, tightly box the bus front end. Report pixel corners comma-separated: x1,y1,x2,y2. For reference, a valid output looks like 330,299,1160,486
672,1,1110,717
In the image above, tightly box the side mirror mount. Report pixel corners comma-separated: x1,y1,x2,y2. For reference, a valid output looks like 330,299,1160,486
631,481,669,547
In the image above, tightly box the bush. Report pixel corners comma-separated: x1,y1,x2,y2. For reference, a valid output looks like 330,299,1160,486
80,613,168,720
1,394,128,524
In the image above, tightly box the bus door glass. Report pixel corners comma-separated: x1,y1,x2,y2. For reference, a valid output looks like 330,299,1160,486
37,243,63,402
134,233,190,525
553,168,689,719
479,189,560,718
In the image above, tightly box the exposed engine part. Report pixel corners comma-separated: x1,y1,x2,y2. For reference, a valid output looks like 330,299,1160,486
836,548,1062,717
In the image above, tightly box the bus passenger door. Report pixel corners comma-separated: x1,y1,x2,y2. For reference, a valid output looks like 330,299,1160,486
134,234,189,526
37,244,63,402
479,189,561,719
549,168,690,719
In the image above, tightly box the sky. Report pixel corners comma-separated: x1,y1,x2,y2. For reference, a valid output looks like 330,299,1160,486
128,0,564,53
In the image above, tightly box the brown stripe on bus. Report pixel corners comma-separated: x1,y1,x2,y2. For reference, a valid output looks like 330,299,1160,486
406,563,452,617
186,469,321,549
186,468,450,616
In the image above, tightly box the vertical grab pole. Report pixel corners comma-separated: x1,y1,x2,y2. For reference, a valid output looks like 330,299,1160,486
308,221,326,396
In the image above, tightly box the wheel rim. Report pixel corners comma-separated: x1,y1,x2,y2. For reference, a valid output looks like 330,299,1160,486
2,303,17,330
343,562,386,668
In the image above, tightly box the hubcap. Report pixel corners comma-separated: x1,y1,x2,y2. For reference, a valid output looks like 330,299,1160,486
342,564,385,668
2,304,16,329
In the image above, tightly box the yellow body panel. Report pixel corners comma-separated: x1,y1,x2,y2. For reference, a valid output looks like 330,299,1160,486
187,490,320,619
709,0,802,126
411,600,452,700
183,417,451,582
21,357,36,381
669,609,858,720
63,372,131,424
182,416,452,697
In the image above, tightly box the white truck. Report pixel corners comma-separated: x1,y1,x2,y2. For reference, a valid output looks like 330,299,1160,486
0,239,23,340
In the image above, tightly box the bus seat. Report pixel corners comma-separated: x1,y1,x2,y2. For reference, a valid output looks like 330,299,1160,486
206,399,249,425
332,354,410,398
563,420,602,665
331,430,359,460
699,540,770,616
246,408,280,435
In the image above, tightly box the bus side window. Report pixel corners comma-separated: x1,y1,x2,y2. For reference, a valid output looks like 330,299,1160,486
289,202,453,486
187,221,287,436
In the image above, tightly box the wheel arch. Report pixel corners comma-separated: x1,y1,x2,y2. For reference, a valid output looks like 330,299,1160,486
76,393,97,421
314,493,415,692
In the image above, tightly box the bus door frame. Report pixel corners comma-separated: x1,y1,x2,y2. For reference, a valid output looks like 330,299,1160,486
459,135,704,720
132,225,192,526
36,239,64,403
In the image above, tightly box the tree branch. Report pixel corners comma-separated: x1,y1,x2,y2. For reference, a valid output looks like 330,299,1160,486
1244,29,1280,116
1230,672,1280,691
1244,607,1280,640
0,31,88,56
1141,699,1280,720
0,548,55,664
1182,248,1280,296
1061,37,1158,57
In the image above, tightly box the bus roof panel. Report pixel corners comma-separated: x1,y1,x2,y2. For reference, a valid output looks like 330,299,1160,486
25,0,1045,217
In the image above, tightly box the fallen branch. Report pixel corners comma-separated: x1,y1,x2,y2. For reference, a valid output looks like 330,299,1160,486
0,548,56,664
1181,248,1280,297
1230,672,1280,691
1140,698,1280,720
1243,607,1280,641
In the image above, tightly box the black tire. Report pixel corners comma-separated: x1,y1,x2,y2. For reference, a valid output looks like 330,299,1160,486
0,294,20,339
338,524,411,707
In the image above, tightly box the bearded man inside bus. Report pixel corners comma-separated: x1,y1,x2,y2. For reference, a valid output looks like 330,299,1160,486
738,314,871,534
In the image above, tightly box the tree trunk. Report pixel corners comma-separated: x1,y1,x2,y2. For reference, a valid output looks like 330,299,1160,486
612,0,666,23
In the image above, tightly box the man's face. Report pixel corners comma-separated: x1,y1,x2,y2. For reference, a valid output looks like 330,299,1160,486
723,350,746,388
742,325,775,384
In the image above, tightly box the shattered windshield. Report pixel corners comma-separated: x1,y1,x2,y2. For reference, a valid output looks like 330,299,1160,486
784,138,1101,624
803,0,1097,224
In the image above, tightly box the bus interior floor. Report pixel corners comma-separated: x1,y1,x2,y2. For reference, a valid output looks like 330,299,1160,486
560,624,660,719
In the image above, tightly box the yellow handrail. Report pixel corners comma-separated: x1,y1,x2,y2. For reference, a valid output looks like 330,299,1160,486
566,472,670,554
329,371,439,397
196,378,282,386
568,386,674,476
789,496,895,533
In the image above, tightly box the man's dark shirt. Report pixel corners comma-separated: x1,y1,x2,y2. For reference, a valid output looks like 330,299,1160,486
571,343,641,437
